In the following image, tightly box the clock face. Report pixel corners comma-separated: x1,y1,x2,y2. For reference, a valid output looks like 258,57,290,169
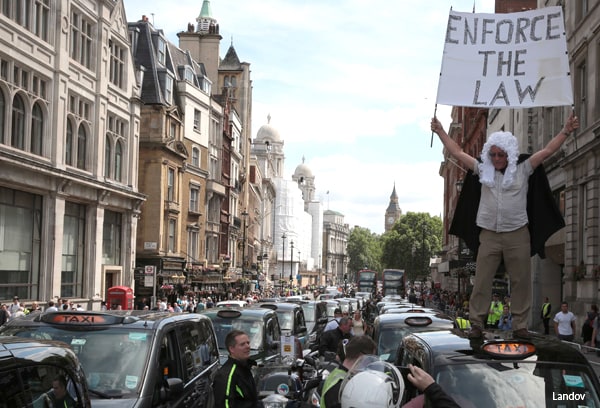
388,216,395,224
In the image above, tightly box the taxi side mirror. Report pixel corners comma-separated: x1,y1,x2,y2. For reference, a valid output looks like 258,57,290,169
160,378,184,402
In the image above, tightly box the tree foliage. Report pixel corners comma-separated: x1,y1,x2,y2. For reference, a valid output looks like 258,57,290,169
347,226,382,282
381,212,442,282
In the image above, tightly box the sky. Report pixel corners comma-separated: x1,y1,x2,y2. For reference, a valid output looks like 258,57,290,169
123,0,495,234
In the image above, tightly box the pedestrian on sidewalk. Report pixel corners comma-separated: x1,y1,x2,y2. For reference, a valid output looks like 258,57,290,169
582,304,598,350
554,301,576,342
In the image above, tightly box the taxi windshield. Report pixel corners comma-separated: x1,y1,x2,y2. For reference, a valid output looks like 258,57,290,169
0,325,150,398
212,317,265,350
435,361,600,407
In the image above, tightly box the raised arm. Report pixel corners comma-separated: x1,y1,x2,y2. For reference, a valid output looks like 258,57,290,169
430,117,476,170
529,112,579,169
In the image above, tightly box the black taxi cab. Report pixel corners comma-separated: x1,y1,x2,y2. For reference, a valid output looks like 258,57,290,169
372,312,455,362
0,311,220,408
396,329,600,407
0,336,91,407
256,302,308,350
200,307,281,366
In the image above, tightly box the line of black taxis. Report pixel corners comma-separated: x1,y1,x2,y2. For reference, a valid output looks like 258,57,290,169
2,294,600,408
0,298,315,408
372,295,600,407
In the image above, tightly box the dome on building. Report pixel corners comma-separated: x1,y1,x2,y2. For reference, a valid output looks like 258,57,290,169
255,114,281,142
294,157,313,178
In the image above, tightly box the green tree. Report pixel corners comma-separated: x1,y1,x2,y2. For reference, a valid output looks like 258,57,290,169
381,212,442,283
347,226,382,282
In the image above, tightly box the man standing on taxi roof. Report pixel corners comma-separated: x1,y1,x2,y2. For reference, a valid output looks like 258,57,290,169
213,329,258,408
431,111,579,340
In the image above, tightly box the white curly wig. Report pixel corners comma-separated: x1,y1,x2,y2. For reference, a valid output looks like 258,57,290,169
478,131,520,188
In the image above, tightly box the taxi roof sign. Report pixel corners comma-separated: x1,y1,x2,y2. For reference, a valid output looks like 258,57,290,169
217,310,242,318
40,313,126,326
404,316,433,327
482,341,536,359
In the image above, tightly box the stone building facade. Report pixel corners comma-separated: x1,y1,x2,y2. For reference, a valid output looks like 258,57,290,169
0,1,144,306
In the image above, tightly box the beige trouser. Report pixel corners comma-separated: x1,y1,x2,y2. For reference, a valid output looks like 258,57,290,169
469,226,531,331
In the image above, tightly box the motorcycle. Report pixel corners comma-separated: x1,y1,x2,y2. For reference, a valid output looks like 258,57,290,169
256,354,326,407
301,351,341,407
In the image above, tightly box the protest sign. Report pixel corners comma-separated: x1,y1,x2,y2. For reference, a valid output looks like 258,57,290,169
436,6,572,108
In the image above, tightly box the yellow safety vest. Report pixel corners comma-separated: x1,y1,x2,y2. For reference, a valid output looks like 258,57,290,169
456,317,471,329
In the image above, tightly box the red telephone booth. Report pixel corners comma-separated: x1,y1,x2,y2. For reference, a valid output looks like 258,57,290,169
107,286,134,310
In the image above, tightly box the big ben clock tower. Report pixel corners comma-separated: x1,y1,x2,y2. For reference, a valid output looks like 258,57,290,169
385,183,402,232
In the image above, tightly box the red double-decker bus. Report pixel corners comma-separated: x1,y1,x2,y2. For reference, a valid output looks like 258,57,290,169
382,269,406,297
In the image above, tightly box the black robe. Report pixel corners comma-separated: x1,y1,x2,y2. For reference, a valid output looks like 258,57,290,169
449,154,565,258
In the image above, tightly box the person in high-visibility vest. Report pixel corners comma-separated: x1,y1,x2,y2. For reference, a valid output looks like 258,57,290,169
320,335,376,408
541,297,552,335
486,294,503,329
455,311,471,330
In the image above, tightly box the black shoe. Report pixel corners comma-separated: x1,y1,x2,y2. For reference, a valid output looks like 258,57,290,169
513,328,532,339
468,326,483,339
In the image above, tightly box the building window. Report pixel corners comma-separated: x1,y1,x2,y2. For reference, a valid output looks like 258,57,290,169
62,202,85,298
70,10,93,68
102,210,122,265
167,167,175,201
192,147,200,167
115,140,122,182
0,91,4,141
30,102,43,155
0,0,49,41
190,186,199,213
105,114,127,182
0,187,42,299
104,135,111,178
164,75,173,103
11,94,25,149
109,39,125,88
157,37,166,64
188,229,199,261
193,109,201,131
65,120,73,165
577,61,587,128
76,125,86,170
33,0,50,41
167,219,176,253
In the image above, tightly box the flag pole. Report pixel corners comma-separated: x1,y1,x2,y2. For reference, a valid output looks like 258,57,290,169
430,104,437,148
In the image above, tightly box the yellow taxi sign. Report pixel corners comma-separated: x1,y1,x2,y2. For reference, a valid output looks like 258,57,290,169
482,341,536,359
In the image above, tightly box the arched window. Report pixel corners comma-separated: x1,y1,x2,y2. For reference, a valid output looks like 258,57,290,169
0,91,5,142
104,135,111,178
115,140,122,182
77,125,86,170
65,120,73,165
11,94,25,149
31,102,43,155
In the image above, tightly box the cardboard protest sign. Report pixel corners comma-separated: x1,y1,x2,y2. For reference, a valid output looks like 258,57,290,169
436,6,573,108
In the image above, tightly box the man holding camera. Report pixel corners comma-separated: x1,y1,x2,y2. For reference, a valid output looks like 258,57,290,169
486,294,503,329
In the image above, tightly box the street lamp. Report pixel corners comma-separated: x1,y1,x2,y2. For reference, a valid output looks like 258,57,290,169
241,210,248,279
290,240,294,291
281,233,286,293
298,250,301,286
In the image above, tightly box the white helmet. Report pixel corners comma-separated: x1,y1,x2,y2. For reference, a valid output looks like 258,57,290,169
340,360,404,408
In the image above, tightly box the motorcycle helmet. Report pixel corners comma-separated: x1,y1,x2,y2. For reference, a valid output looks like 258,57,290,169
340,360,404,408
